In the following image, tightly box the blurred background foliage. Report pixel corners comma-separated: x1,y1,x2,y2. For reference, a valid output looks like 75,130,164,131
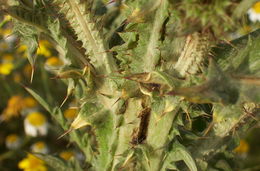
0,0,259,170
0,12,85,171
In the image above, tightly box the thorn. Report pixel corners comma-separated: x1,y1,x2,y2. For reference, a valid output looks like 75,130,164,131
19,83,27,89
57,128,73,140
69,106,79,109
223,38,237,50
97,50,113,54
123,76,131,80
30,67,35,83
112,98,121,107
155,112,167,124
203,121,214,137
60,94,69,108
82,66,88,75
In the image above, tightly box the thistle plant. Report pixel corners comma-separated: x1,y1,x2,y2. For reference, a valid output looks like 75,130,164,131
0,0,260,170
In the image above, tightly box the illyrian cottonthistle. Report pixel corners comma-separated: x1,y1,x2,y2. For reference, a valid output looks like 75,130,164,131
2,0,260,170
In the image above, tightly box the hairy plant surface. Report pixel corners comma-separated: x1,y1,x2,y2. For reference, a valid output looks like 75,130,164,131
1,0,260,170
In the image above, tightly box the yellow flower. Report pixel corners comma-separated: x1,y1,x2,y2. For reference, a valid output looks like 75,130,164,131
1,95,24,121
234,139,249,154
24,112,48,137
23,64,32,78
23,97,38,109
36,40,52,57
31,141,49,154
17,44,28,58
64,108,78,121
4,15,12,22
0,28,12,36
21,97,39,116
2,29,12,36
17,45,27,53
253,2,260,13
59,151,74,160
0,62,14,75
18,154,47,171
248,2,260,22
239,25,252,35
5,134,22,150
2,54,14,62
45,56,63,67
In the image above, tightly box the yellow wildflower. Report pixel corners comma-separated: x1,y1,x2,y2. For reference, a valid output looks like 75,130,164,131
23,63,32,78
59,151,74,160
24,112,48,137
253,2,260,13
17,45,27,53
1,95,23,121
45,56,63,67
248,2,260,22
64,108,78,121
23,97,38,109
234,139,249,154
18,154,47,171
0,62,14,75
31,141,49,154
17,44,28,58
5,134,22,150
2,29,12,36
2,54,14,62
4,15,12,22
0,28,12,36
36,40,52,57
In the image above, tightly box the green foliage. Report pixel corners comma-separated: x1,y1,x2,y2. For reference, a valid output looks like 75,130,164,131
162,141,197,171
2,0,259,170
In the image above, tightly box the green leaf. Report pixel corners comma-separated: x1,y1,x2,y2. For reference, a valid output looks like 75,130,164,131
215,160,232,171
25,86,68,128
24,86,52,113
213,104,243,137
163,141,197,171
93,111,114,170
143,0,169,72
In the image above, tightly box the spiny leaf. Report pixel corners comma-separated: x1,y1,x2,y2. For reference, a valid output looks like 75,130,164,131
125,71,181,92
213,28,260,72
59,102,108,141
12,21,38,82
52,0,117,75
60,78,75,107
168,59,239,105
145,96,180,170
